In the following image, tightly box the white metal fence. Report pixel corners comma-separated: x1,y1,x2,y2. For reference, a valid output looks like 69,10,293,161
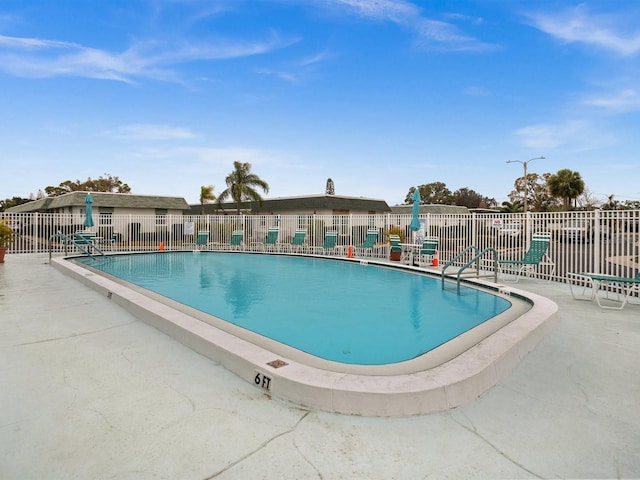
2,210,639,283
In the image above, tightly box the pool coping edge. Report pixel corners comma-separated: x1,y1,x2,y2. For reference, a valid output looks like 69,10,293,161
51,255,559,417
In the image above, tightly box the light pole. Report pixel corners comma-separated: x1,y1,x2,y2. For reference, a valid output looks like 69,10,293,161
506,156,545,213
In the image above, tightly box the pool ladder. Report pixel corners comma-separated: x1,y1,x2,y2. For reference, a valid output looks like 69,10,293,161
441,246,499,294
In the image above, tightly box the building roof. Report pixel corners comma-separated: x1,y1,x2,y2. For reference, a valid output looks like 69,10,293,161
189,194,392,215
6,192,190,213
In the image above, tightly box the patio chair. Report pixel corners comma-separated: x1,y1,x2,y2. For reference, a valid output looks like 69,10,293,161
229,230,244,250
415,236,439,267
568,271,640,310
354,228,380,257
96,233,118,251
311,231,338,255
283,230,307,253
389,234,402,261
498,232,555,283
185,230,211,250
253,227,279,252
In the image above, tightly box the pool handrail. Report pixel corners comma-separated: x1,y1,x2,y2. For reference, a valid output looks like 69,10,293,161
442,245,499,294
51,230,106,261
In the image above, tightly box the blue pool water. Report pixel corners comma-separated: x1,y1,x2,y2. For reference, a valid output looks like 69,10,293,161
77,252,511,365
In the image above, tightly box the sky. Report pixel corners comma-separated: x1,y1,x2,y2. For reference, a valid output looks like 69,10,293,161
1,0,639,206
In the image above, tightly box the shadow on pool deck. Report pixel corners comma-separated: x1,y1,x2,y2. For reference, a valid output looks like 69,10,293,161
1,254,639,479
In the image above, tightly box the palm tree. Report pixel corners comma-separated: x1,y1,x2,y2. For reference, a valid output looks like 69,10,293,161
548,169,585,211
217,161,270,214
199,185,216,215
500,200,523,213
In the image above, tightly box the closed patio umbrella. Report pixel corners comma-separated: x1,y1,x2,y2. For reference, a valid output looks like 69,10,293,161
84,193,94,228
409,188,421,232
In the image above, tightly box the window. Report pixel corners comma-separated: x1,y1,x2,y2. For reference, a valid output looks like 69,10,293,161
99,207,114,225
298,215,310,230
99,212,113,226
155,209,167,225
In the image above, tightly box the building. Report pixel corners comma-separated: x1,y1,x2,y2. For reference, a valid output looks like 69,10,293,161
188,194,392,216
6,192,190,241
389,204,469,215
7,191,189,215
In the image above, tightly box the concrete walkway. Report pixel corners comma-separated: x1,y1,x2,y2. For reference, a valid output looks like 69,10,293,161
1,254,639,479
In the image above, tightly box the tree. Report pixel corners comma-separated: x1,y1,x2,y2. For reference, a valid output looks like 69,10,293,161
575,187,601,210
508,172,560,212
547,169,585,211
199,185,216,215
216,161,270,214
500,200,523,213
325,178,335,195
405,182,453,205
0,196,31,212
452,187,497,209
45,174,131,196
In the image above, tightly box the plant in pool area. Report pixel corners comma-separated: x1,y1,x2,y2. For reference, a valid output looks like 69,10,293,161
382,227,405,243
0,220,15,262
0,220,15,248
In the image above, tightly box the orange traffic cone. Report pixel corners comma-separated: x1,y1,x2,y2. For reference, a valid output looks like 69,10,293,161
431,250,439,267
159,241,164,251
347,246,354,258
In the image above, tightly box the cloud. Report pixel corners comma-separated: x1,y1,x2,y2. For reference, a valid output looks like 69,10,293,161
464,86,490,96
582,88,640,113
0,32,295,83
131,146,275,165
330,0,420,21
255,68,298,83
106,124,197,141
515,119,616,151
318,0,498,52
526,5,640,56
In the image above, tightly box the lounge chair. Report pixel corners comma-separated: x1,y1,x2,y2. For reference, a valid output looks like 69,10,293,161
498,232,555,283
229,230,244,250
96,233,118,250
185,230,211,250
354,228,380,257
389,234,402,261
568,271,640,309
415,236,439,267
253,227,279,252
311,231,338,255
284,230,307,253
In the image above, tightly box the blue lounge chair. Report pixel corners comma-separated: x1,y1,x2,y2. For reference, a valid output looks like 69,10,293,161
312,231,338,255
498,232,555,283
184,230,211,250
284,230,307,253
354,228,381,257
254,227,279,252
568,271,640,309
415,236,439,267
389,234,402,261
229,230,244,250
193,230,212,250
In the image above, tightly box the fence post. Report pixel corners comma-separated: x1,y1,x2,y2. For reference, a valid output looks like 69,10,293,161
593,209,601,274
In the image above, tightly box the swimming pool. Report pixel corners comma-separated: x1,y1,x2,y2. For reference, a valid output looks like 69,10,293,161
54,252,558,416
74,252,511,365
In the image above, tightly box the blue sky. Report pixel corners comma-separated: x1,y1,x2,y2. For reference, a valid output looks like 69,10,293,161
1,0,639,206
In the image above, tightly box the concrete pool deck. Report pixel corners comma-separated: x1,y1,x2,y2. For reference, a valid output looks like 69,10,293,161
1,254,639,478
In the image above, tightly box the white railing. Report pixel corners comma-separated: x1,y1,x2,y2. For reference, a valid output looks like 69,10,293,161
2,210,638,283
